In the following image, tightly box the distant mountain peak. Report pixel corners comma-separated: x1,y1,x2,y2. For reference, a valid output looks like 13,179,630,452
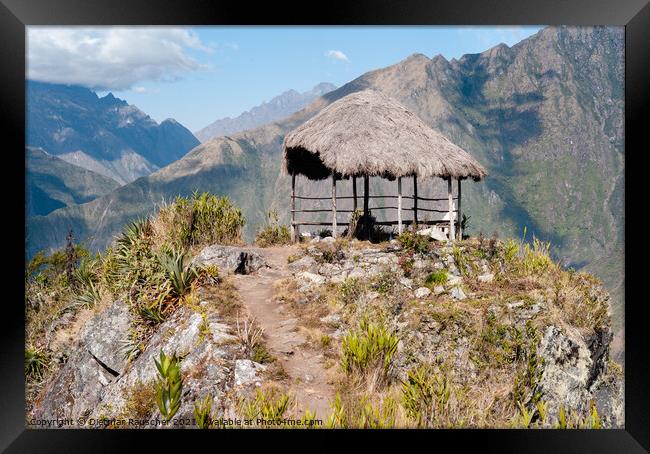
27,81,199,183
195,82,337,142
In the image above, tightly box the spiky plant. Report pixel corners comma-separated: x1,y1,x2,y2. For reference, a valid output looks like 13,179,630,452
340,319,399,391
194,395,213,429
25,346,49,381
154,349,183,422
236,313,264,359
157,249,198,297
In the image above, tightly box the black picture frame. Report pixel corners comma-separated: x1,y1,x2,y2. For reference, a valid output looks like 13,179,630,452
3,0,648,451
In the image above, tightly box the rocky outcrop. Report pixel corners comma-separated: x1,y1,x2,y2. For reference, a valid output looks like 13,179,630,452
31,300,241,426
282,239,624,428
193,245,267,275
536,326,623,427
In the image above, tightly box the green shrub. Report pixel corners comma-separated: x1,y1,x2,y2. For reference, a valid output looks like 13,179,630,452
25,346,49,381
154,349,183,422
154,191,245,249
339,278,365,305
252,344,275,364
341,319,399,390
425,271,448,287
397,231,430,254
255,210,292,247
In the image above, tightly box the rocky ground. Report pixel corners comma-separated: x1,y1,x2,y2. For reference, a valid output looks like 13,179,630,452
28,234,624,428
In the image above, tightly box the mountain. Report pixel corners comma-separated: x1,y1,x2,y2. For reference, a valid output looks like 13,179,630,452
27,81,200,184
26,26,624,353
194,82,337,142
26,147,121,217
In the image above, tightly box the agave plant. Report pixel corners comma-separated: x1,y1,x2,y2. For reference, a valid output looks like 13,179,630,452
157,249,198,297
154,349,183,422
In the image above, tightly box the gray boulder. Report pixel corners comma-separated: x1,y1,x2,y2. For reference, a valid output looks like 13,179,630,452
81,299,132,374
193,245,267,275
234,359,266,387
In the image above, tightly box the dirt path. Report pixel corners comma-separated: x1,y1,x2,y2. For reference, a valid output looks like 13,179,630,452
232,246,334,419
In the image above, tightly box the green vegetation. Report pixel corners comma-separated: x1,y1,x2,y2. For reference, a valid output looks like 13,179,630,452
157,249,198,297
25,346,49,381
194,395,214,429
341,319,399,391
255,210,291,247
397,230,430,254
238,387,292,423
425,271,448,287
154,349,183,422
401,366,453,428
152,191,245,250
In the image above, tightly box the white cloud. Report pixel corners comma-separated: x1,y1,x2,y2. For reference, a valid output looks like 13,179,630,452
132,86,147,93
27,27,213,91
325,50,349,62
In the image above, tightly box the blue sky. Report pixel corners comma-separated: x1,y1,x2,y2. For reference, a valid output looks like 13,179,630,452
27,26,542,132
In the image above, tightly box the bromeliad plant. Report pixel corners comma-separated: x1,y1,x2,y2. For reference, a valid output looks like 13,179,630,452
340,319,399,391
154,349,183,422
157,249,198,297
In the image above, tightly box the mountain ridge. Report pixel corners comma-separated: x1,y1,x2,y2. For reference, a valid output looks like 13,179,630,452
27,81,200,184
194,82,337,142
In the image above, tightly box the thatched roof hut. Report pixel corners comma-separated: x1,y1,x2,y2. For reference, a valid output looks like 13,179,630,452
283,89,487,181
282,89,487,242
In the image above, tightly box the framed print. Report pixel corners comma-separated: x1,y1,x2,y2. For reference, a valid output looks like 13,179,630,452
2,0,648,451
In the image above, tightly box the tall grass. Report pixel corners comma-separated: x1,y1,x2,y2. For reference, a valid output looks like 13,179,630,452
341,319,399,392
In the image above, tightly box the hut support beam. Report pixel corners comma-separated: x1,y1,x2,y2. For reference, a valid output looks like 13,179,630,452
352,177,357,211
457,178,462,241
448,177,455,242
397,177,403,234
291,172,296,242
363,175,370,238
413,175,418,226
332,174,337,238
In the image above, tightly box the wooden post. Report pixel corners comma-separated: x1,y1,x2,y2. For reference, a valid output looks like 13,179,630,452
447,177,455,242
363,175,370,238
331,174,337,238
413,175,418,226
291,172,296,242
457,178,462,241
352,177,357,211
397,177,403,234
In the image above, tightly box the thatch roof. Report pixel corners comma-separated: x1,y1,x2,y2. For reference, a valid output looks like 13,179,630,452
283,90,487,181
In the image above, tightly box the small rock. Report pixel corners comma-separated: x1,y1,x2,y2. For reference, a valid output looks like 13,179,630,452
478,273,494,283
366,291,380,301
507,300,525,310
322,236,336,244
399,277,413,289
310,237,321,244
234,359,267,387
297,271,326,286
320,313,342,327
450,286,466,300
414,287,432,298
447,275,463,286
433,285,445,295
